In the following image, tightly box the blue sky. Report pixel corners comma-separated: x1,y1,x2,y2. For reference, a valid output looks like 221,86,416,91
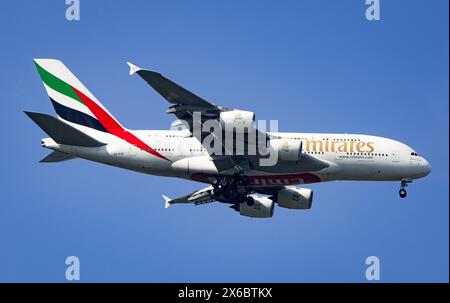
0,1,448,282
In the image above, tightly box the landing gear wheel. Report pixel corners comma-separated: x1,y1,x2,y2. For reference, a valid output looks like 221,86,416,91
219,178,229,187
399,178,412,198
213,187,222,198
210,177,219,187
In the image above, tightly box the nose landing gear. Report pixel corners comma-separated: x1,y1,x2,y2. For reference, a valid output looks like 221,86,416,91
399,178,412,198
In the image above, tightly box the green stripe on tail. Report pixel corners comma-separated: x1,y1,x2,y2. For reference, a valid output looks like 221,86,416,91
34,61,84,104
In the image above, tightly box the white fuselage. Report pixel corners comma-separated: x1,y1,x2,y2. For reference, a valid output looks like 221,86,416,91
40,122,431,188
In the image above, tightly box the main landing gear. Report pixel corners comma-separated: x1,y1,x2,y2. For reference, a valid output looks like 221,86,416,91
211,174,253,205
399,178,412,198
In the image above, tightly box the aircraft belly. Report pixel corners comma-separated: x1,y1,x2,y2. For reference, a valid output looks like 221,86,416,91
339,161,406,181
190,172,322,187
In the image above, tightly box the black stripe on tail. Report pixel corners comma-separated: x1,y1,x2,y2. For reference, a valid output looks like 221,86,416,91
50,98,107,132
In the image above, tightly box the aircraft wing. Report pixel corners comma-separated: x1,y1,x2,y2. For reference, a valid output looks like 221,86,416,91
127,62,267,152
127,62,222,130
127,63,328,174
128,65,216,108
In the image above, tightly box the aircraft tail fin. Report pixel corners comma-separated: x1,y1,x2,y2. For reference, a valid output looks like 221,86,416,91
40,151,76,163
25,111,106,147
33,58,123,133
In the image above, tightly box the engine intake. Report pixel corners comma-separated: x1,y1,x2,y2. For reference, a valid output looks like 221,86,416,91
268,139,303,161
220,110,255,133
238,195,274,218
277,187,313,209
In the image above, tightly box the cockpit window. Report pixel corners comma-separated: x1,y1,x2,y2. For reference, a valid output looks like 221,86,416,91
411,152,420,156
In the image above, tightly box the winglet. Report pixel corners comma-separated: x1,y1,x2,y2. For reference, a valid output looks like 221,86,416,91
126,62,141,75
162,195,172,208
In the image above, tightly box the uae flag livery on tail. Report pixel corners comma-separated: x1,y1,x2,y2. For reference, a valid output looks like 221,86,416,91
33,59,168,161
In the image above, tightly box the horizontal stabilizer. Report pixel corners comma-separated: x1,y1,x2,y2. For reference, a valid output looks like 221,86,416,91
25,111,106,147
40,151,76,163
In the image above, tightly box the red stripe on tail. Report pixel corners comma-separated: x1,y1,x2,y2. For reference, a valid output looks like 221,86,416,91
71,86,169,161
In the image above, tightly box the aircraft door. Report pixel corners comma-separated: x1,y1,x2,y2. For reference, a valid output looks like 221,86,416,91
175,137,191,157
392,150,400,162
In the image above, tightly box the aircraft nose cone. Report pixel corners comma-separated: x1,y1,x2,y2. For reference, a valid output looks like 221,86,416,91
422,158,431,176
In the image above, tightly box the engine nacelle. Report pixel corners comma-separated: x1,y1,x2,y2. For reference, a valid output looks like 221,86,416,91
268,139,303,161
277,187,313,209
239,196,274,218
220,110,255,133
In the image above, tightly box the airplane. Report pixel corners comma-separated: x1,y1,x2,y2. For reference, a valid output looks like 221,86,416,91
25,59,431,218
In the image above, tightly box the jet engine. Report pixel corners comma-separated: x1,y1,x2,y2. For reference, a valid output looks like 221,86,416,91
277,187,313,209
268,139,303,161
238,195,274,218
220,110,255,133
